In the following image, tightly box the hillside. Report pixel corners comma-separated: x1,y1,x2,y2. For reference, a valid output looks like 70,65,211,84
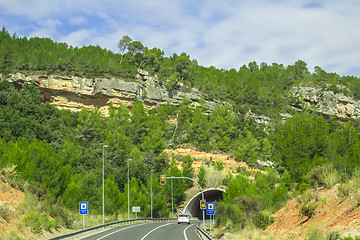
266,185,360,239
3,151,360,240
1,27,360,239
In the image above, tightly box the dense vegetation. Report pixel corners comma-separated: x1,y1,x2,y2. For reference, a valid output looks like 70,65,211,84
1,26,360,238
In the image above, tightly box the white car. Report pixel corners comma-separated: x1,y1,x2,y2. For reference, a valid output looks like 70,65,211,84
178,214,191,224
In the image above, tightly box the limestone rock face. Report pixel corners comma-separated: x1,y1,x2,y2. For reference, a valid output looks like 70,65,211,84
4,72,359,122
291,85,360,121
4,71,221,115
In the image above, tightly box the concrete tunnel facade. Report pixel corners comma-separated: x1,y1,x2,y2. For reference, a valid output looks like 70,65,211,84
183,188,225,219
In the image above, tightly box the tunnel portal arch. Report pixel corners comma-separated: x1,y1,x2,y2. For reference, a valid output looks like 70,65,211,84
183,188,225,219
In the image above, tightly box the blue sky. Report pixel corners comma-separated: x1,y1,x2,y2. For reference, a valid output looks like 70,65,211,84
1,0,360,77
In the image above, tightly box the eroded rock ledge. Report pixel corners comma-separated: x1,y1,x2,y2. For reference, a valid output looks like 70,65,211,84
291,85,360,121
3,71,221,116
2,72,359,122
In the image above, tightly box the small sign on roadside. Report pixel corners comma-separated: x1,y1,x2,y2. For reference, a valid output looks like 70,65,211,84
132,206,141,212
206,202,215,215
80,202,88,215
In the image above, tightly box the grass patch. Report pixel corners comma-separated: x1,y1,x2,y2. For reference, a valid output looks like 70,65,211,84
0,202,13,222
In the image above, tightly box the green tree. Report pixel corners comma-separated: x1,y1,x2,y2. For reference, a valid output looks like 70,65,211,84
271,113,329,181
181,155,195,188
197,165,206,188
117,35,132,64
166,158,186,205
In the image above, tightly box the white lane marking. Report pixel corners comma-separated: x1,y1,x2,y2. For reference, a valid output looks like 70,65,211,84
96,223,147,240
183,224,195,240
140,222,173,240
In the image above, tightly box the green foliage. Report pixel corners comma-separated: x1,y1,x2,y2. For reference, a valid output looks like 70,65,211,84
23,211,58,233
299,203,317,218
220,169,289,230
166,158,186,205
326,231,341,240
197,165,206,188
271,113,330,181
305,164,340,189
214,160,224,172
252,211,275,230
181,155,194,188
0,203,13,222
2,26,360,233
216,202,245,231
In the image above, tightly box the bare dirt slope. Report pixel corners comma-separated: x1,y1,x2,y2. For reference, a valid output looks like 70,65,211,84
164,148,259,174
0,177,24,237
266,185,360,239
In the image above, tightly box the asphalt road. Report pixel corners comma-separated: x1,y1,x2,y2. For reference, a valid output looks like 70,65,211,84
83,221,201,240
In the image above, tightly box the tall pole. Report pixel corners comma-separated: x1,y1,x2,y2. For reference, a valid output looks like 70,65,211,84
150,170,154,218
171,177,173,218
102,145,108,225
127,159,132,220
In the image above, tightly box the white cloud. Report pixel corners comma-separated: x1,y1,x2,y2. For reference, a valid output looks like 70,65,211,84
69,16,88,26
59,29,95,47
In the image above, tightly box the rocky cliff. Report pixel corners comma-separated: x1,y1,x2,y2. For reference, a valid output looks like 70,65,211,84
291,85,360,121
3,72,360,122
3,70,221,116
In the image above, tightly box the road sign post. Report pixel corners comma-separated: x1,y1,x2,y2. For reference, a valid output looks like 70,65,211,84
79,202,88,229
132,206,140,219
206,202,215,232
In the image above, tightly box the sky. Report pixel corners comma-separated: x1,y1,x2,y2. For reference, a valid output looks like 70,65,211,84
1,0,360,77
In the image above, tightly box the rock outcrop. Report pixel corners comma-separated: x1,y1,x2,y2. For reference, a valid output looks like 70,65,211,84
3,72,360,122
291,85,360,121
3,71,221,116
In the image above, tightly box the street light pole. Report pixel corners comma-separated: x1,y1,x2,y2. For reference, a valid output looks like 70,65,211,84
171,177,173,218
102,145,108,225
150,170,154,219
127,159,132,220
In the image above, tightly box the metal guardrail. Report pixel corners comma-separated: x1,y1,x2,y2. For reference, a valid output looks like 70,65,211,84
47,218,176,240
196,224,215,240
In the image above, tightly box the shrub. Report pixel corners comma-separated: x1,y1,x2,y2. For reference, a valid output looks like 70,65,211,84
299,203,317,218
298,182,310,193
252,211,275,230
216,202,245,231
23,211,57,233
306,227,324,240
326,231,341,240
234,195,260,214
0,203,13,222
306,164,339,189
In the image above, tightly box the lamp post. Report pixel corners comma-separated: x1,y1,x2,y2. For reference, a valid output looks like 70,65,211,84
150,170,154,219
171,177,173,218
102,145,108,225
127,159,132,220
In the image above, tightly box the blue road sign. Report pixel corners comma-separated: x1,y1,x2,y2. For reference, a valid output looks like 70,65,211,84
80,202,88,215
206,202,215,215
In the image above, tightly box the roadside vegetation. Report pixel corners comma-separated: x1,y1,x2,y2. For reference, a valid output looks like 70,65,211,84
1,26,360,239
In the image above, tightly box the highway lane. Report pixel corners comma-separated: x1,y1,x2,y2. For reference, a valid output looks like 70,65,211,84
83,221,201,240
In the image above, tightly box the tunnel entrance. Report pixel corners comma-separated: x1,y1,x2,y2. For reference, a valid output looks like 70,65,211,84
183,188,224,220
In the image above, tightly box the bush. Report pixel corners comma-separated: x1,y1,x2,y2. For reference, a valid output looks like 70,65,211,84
326,231,341,240
0,203,13,222
299,203,317,218
306,164,340,189
252,211,274,230
23,211,57,233
216,202,245,231
234,195,260,214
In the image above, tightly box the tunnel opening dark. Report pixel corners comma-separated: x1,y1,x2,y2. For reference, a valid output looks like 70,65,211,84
184,188,224,220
